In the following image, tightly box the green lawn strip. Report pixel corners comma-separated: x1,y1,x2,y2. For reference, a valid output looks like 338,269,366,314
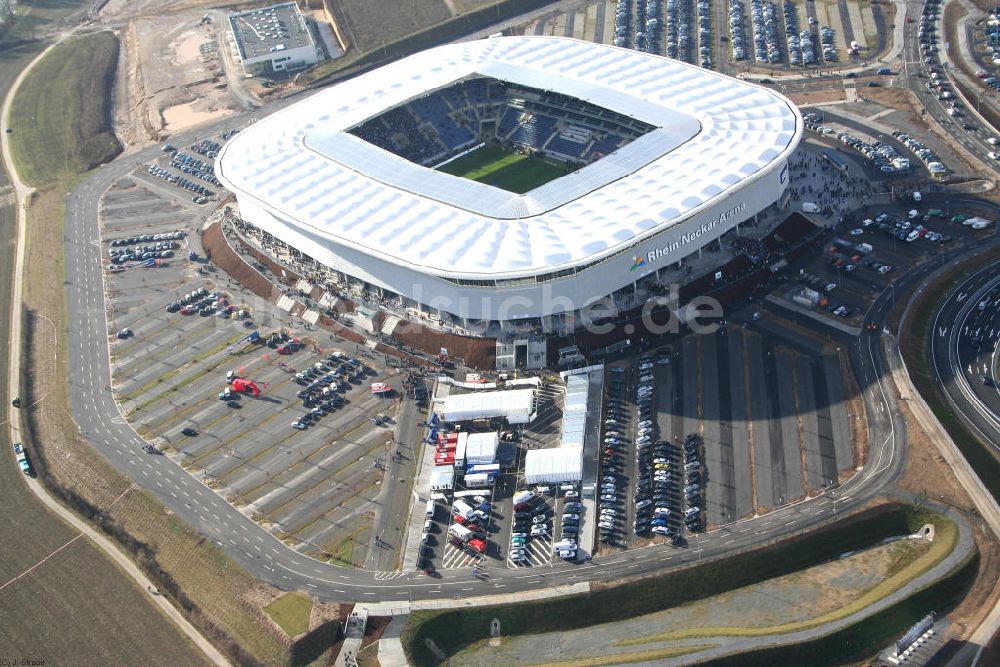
900,254,1000,502
702,549,980,667
8,31,121,188
324,519,371,566
401,504,938,666
264,592,314,638
478,644,715,667
615,518,958,644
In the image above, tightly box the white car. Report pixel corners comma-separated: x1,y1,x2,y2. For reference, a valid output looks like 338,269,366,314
990,151,1000,161
652,526,671,535
530,524,549,536
598,521,614,530
559,549,577,560
635,498,652,509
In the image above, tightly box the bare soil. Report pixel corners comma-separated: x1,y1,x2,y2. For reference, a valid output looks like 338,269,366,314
895,399,1000,643
113,7,242,149
331,0,452,52
787,89,847,106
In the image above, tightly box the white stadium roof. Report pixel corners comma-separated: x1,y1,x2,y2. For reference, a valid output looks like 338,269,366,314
217,36,801,280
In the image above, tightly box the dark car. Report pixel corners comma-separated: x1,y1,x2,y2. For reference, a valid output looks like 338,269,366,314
181,427,198,437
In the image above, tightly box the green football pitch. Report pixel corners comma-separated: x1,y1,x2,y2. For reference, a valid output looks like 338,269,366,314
436,145,567,194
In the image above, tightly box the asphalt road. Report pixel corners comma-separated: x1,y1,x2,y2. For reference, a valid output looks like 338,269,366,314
931,260,1000,448
903,0,1000,170
54,128,917,604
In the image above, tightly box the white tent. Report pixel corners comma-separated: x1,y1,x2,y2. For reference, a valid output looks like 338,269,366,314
429,466,455,491
560,411,586,448
443,388,536,424
524,446,583,484
466,432,499,466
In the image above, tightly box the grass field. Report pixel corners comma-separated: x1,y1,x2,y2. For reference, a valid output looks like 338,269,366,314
705,551,979,667
436,145,567,193
0,0,87,44
616,518,958,644
8,30,121,187
265,592,314,638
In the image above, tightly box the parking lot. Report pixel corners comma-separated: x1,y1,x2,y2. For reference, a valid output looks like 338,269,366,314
415,377,599,571
525,0,881,72
101,132,417,567
783,198,997,327
595,321,856,551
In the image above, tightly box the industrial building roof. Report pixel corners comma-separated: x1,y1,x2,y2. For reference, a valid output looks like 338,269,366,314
229,2,313,61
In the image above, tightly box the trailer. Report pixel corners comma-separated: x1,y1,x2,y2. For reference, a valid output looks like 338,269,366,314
452,499,476,519
467,463,500,476
464,473,492,488
448,523,473,542
453,489,491,498
454,431,468,469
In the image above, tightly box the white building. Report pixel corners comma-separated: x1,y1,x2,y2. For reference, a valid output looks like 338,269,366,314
229,2,319,77
218,37,800,330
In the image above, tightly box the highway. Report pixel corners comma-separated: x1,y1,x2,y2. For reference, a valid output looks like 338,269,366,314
931,261,1000,448
57,125,915,604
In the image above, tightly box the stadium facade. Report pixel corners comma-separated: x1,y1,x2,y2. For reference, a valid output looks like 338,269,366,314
217,36,801,335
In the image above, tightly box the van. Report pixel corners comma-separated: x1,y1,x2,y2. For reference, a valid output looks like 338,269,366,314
226,370,235,383
552,539,576,552
877,67,892,75
424,519,433,533
425,500,435,518
559,484,577,494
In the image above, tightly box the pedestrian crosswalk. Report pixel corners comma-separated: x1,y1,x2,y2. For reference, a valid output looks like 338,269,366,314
372,571,406,580
441,542,484,569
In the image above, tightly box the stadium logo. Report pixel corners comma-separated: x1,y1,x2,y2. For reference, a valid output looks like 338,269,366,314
630,256,648,271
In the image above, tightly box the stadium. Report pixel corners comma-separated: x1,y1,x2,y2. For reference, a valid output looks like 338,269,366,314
216,36,802,342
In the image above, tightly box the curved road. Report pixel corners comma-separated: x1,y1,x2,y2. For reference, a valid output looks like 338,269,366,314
61,132,915,604
931,260,1000,448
